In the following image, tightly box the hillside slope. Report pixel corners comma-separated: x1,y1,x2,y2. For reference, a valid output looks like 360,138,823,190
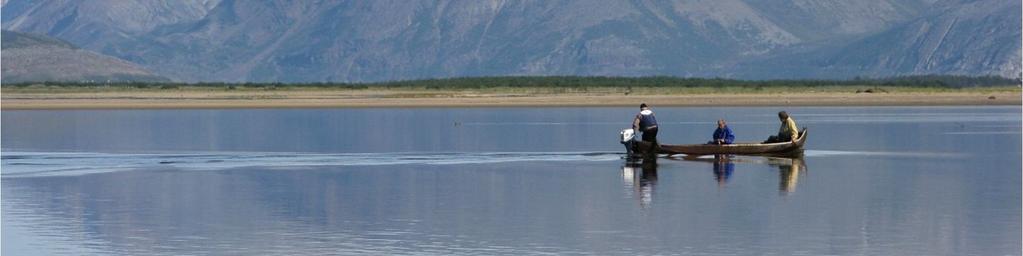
1,30,170,83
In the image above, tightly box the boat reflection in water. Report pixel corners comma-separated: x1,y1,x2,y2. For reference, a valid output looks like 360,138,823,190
621,154,807,208
712,155,735,188
682,154,808,195
769,156,806,195
622,158,658,209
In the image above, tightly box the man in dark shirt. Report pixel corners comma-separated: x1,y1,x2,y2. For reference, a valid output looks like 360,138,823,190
632,103,658,143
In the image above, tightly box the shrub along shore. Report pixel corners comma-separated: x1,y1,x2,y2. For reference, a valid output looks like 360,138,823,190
2,75,1020,109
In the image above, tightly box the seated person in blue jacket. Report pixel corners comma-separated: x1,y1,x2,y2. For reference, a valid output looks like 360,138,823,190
708,119,735,145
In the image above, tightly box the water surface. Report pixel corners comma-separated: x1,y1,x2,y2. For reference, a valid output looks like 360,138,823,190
3,106,1020,255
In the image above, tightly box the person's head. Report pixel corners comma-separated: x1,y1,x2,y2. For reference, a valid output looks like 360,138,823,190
640,103,648,109
778,111,789,121
717,119,726,128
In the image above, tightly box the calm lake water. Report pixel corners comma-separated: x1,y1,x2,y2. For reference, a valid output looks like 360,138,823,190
2,106,1020,255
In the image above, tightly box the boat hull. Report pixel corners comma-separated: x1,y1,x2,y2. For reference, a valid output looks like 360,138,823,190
630,128,807,157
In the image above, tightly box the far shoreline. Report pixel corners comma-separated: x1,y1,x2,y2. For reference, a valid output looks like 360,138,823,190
2,90,1019,109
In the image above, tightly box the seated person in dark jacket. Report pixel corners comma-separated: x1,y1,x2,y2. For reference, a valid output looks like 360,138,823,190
708,119,735,145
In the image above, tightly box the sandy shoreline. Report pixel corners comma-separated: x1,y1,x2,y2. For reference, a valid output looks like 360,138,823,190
2,90,1020,109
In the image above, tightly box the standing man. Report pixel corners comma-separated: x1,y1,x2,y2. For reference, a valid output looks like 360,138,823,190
632,103,658,143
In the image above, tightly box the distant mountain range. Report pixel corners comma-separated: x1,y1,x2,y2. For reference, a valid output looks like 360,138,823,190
1,30,169,83
2,0,1019,83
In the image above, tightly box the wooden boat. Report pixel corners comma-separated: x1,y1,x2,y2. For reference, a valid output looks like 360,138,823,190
631,128,807,157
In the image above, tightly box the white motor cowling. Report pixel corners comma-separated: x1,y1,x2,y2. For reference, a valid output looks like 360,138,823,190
619,129,635,143
620,128,636,155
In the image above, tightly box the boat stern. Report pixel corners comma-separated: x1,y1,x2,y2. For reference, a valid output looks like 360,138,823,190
620,128,636,155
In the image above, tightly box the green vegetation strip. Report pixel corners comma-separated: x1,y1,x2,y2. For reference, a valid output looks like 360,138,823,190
4,75,1020,95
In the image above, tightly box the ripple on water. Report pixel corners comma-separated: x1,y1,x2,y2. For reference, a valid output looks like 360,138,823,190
0,151,624,178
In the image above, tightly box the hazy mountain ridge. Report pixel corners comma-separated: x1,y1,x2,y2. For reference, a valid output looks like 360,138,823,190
2,0,1018,82
1,28,75,49
1,30,170,83
737,0,1021,79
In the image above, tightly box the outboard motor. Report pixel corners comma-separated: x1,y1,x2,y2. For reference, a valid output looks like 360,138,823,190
620,128,636,155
